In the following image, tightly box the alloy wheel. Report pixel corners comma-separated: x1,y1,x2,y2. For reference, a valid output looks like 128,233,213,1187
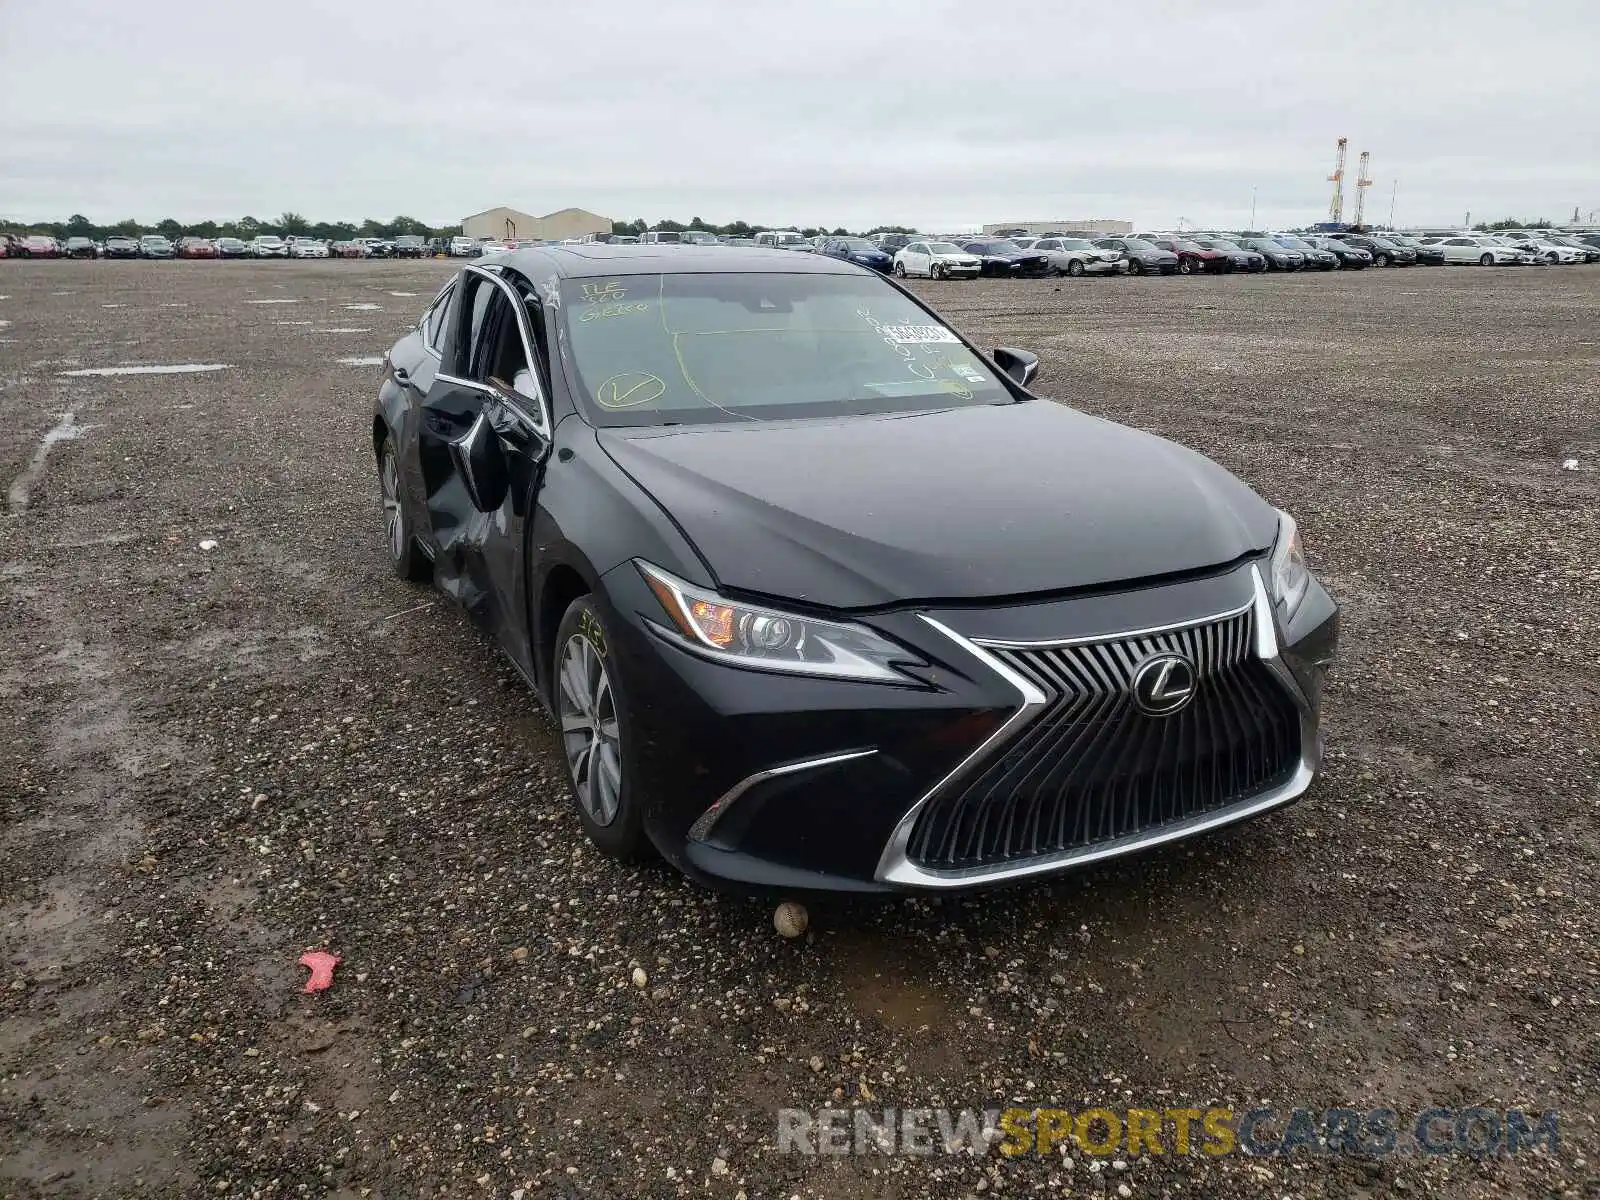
381,447,404,562
558,633,622,827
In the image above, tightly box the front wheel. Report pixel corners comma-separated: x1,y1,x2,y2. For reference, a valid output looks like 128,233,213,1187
1374,253,1390,267
1178,258,1194,275
931,262,945,280
1066,259,1085,277
554,596,651,861
893,261,906,277
1479,254,1493,267
1128,259,1144,276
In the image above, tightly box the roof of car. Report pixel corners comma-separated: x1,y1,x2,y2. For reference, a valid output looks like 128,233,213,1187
499,244,865,279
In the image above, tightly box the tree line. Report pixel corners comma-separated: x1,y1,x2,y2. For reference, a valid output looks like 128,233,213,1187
7,212,921,241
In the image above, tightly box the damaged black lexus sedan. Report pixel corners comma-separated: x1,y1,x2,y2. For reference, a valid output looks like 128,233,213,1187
373,245,1337,895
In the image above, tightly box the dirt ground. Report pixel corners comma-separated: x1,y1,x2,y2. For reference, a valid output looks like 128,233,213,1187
1,259,1596,1199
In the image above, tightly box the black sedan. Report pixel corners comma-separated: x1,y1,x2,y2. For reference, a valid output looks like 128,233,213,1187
1190,237,1267,272
820,236,893,273
1237,237,1305,271
1270,235,1339,270
1092,237,1180,275
103,235,140,259
1305,236,1371,269
1329,234,1416,267
1378,233,1445,265
372,245,1338,896
958,238,1051,276
62,236,99,259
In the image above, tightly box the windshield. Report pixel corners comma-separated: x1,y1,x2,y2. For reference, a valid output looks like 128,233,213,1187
1275,236,1313,249
560,272,1012,429
1121,239,1158,251
974,240,1020,253
838,238,877,251
1203,238,1243,251
681,232,717,244
1059,239,1093,249
1175,240,1208,252
926,242,963,254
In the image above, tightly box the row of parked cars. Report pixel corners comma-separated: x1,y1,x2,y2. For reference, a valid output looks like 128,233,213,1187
832,228,1600,279
0,233,437,260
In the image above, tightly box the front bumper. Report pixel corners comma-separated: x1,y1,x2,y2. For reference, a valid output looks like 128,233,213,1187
600,557,1337,895
1082,258,1125,274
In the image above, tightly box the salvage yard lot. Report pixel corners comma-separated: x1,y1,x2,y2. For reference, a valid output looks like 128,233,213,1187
1,260,1597,1199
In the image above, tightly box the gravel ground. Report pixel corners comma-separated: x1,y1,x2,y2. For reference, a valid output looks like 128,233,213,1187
1,259,1597,1199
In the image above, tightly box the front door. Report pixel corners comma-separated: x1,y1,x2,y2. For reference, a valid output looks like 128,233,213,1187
415,267,553,664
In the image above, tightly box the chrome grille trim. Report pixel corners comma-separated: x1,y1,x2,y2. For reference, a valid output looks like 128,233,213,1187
876,567,1315,887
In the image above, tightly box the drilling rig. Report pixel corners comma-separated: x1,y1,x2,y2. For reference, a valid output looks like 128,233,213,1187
1327,137,1348,223
1353,151,1373,227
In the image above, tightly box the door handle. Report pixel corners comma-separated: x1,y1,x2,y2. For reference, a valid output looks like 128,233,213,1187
392,365,410,386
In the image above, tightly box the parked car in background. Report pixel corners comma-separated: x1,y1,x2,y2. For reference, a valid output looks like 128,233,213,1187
331,240,362,258
1545,234,1600,262
872,233,923,256
251,235,289,258
958,238,1051,276
447,236,479,257
1304,236,1371,268
138,234,175,259
214,236,250,258
892,240,982,279
1092,237,1179,276
679,231,720,247
477,240,510,257
62,236,98,259
393,234,428,258
289,238,329,259
1268,235,1338,270
1231,236,1303,271
1518,237,1584,264
723,237,760,247
1140,236,1228,275
1188,236,1264,271
102,234,140,259
821,236,894,273
1032,236,1126,276
1426,235,1532,266
178,237,218,259
370,244,1338,894
1326,233,1414,267
1374,233,1444,265
753,230,809,250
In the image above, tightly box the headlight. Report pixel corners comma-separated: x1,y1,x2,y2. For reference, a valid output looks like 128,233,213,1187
636,561,917,683
1270,510,1311,619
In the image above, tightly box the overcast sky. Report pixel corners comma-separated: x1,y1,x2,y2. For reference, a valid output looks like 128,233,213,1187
4,0,1597,232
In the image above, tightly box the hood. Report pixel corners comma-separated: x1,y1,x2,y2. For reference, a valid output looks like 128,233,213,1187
598,402,1277,609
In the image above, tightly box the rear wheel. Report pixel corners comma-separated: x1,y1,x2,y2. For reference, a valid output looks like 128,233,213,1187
554,596,651,861
379,440,429,582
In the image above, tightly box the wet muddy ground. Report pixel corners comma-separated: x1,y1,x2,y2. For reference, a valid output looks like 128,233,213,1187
1,259,1596,1198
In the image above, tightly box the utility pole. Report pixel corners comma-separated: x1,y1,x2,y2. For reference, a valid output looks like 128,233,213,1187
1388,180,1397,228
1250,187,1257,229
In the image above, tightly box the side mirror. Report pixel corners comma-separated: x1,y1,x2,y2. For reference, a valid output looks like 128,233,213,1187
448,408,510,512
992,347,1040,388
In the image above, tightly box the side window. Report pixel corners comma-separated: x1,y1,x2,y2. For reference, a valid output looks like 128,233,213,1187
424,282,456,349
470,290,529,389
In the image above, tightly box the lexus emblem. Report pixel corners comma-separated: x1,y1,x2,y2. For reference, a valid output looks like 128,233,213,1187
1131,653,1197,716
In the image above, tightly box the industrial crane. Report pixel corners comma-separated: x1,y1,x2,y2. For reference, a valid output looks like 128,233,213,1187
1327,137,1348,224
1353,151,1373,227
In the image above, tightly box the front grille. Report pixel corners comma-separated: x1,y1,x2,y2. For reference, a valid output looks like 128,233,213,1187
908,607,1303,871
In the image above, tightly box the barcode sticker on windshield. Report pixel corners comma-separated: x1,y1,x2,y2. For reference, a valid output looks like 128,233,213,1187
879,324,960,344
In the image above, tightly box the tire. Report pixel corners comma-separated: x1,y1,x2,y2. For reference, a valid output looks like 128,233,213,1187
1546,253,1559,265
1128,259,1144,276
1178,258,1193,275
553,595,651,861
1374,253,1390,268
1066,259,1085,277
1479,254,1493,267
379,439,429,582
932,262,945,280
893,261,906,277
